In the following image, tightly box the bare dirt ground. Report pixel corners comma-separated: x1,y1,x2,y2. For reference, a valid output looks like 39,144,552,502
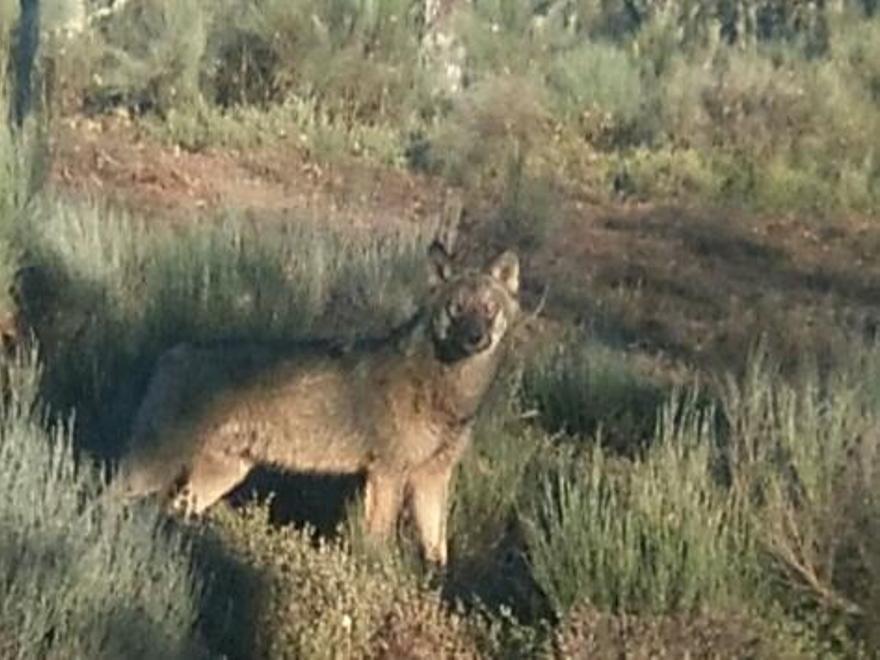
52,115,449,230
50,115,880,379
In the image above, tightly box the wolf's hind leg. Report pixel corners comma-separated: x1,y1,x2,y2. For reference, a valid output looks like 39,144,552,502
171,449,253,516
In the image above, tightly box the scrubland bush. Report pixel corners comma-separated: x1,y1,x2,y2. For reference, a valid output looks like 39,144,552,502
724,346,880,649
546,42,647,147
517,337,880,654
1,44,206,658
550,603,795,659
204,0,423,115
203,503,488,660
32,0,880,211
81,0,205,114
0,349,204,659
523,391,748,617
521,335,663,451
426,73,549,184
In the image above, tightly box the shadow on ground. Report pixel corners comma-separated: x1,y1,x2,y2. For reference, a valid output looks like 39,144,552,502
228,469,363,536
520,204,880,376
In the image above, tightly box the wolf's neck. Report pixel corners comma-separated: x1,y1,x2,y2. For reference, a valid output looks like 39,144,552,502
394,312,503,424
431,346,503,425
387,308,426,347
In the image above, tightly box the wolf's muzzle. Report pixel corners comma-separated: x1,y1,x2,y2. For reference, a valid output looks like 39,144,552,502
456,316,490,353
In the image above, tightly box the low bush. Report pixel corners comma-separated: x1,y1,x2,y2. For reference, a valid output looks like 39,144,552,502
522,391,750,618
0,348,205,659
551,602,801,659
202,502,486,660
520,334,663,452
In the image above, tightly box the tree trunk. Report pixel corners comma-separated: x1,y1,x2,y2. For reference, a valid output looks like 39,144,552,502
418,0,468,97
12,0,40,126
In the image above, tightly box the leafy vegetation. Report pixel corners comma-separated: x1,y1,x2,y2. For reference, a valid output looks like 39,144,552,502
31,0,880,212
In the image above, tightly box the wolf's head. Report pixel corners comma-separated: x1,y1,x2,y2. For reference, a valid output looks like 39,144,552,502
426,241,520,364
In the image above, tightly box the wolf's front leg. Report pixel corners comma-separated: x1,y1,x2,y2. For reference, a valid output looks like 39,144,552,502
408,463,454,567
363,470,405,543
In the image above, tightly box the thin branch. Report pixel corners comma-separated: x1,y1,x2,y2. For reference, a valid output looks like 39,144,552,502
526,284,549,321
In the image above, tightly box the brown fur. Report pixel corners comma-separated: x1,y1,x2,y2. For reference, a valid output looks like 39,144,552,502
116,244,521,565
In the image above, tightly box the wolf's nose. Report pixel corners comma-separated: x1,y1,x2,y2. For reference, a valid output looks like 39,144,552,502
465,328,483,346
459,318,486,348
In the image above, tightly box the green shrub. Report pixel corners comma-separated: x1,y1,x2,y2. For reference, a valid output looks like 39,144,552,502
546,41,647,147
202,0,424,126
724,345,880,643
202,502,487,660
457,2,548,77
520,335,663,452
604,146,731,202
427,72,549,185
827,12,880,102
523,390,751,617
85,0,206,113
0,348,204,659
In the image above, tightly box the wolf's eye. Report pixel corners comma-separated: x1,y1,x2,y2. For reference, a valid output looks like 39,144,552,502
483,300,498,318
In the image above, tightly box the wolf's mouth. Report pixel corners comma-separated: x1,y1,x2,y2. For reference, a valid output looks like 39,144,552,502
433,322,492,363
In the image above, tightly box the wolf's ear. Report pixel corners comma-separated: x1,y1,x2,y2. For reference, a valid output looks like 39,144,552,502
428,240,454,286
488,250,519,295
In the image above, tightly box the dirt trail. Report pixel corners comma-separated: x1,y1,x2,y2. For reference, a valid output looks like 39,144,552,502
50,115,880,376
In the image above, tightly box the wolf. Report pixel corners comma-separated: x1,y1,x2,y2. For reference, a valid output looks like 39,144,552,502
115,241,521,565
